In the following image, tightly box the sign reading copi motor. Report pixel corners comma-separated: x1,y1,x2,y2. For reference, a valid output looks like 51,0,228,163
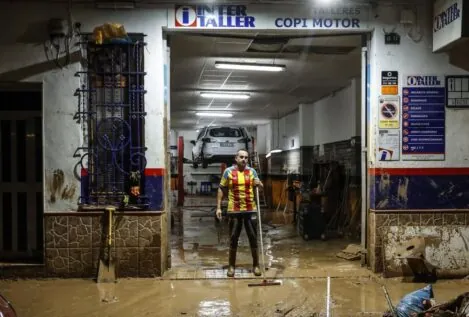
170,4,370,30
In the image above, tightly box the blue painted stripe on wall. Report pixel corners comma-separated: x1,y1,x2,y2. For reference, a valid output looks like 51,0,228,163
145,174,164,210
370,172,469,210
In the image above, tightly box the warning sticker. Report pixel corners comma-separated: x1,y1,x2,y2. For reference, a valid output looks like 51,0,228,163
381,71,398,95
378,95,400,129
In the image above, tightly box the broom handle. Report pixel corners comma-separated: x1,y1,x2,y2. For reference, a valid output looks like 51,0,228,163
107,207,114,247
256,186,266,277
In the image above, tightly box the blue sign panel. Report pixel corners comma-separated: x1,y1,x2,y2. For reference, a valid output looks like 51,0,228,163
402,75,445,160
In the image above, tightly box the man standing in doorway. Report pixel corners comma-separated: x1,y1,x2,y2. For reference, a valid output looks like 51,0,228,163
216,149,263,277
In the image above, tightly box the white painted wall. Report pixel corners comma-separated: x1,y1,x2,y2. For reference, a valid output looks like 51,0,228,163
383,226,469,276
283,110,300,150
256,124,268,154
300,78,361,147
0,3,167,211
177,129,202,160
268,110,300,152
369,4,469,168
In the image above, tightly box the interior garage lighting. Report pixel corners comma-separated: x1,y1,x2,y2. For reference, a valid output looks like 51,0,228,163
196,112,233,118
215,62,286,72
200,92,250,99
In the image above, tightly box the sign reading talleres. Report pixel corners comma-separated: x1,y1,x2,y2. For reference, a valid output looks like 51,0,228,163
401,75,446,161
172,5,369,30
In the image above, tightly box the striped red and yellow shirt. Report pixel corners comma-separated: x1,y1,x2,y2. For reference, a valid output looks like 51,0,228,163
219,166,259,213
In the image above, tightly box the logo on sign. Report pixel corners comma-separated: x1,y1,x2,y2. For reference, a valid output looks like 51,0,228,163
434,3,460,33
175,5,197,27
175,5,256,28
406,76,441,86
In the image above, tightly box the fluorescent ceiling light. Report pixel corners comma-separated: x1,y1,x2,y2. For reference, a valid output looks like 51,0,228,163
271,148,282,153
200,92,250,99
196,112,233,118
215,62,286,72
266,152,272,159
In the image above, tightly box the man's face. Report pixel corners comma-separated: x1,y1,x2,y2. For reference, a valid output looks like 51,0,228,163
235,150,249,168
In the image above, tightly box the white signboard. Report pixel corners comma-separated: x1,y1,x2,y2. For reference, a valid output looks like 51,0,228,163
433,0,465,52
378,95,400,129
168,4,371,30
377,130,400,161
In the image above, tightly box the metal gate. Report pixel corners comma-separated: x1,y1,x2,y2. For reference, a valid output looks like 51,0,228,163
0,90,43,262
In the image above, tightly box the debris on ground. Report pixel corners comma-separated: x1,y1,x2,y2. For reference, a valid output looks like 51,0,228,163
383,284,434,317
382,285,469,317
336,244,361,261
415,292,469,316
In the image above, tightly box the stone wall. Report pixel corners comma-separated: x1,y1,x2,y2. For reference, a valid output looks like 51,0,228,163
0,212,165,279
45,212,164,278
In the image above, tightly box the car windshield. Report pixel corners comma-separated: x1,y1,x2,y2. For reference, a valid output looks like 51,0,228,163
209,128,242,138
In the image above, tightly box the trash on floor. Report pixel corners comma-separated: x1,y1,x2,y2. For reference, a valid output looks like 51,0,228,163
415,292,469,316
336,244,361,261
383,284,434,317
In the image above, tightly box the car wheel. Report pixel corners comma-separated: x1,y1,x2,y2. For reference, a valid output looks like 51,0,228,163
192,153,198,168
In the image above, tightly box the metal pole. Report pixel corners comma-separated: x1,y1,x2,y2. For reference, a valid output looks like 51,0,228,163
256,187,266,276
360,38,369,266
326,276,331,317
177,136,184,206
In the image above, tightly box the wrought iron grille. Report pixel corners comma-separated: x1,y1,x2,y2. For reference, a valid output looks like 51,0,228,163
75,33,148,209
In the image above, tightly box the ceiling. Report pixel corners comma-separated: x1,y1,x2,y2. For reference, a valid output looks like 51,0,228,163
169,31,362,130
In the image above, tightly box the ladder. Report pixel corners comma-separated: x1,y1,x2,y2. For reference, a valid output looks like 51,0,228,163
251,151,268,208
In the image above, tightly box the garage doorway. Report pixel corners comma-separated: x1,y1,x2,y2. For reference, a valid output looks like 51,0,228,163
165,28,370,279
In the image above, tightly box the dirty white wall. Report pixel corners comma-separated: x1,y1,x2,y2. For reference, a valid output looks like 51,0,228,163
383,226,469,276
0,3,167,211
300,78,361,147
283,110,300,150
369,4,469,168
269,110,300,152
177,130,198,161
256,124,269,155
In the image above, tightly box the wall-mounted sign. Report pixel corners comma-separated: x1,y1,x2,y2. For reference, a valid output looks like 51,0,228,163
381,71,398,95
402,75,445,161
446,75,469,108
433,0,468,52
384,32,400,45
377,129,400,161
169,4,371,30
378,95,400,129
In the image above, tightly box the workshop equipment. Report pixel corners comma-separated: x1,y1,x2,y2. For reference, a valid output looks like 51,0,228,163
248,187,282,287
97,206,116,283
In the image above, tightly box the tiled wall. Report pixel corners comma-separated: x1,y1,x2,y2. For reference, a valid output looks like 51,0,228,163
43,212,164,278
368,211,469,275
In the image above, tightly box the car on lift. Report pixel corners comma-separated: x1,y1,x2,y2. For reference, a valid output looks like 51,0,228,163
0,293,18,317
190,126,253,168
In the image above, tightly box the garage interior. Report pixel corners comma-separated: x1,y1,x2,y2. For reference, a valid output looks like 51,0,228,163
168,30,365,278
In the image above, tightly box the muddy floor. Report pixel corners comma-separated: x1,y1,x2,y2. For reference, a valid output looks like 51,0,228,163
1,197,469,316
2,276,469,316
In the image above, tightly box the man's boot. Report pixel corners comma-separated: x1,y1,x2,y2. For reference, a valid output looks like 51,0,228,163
251,248,261,276
227,247,236,277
